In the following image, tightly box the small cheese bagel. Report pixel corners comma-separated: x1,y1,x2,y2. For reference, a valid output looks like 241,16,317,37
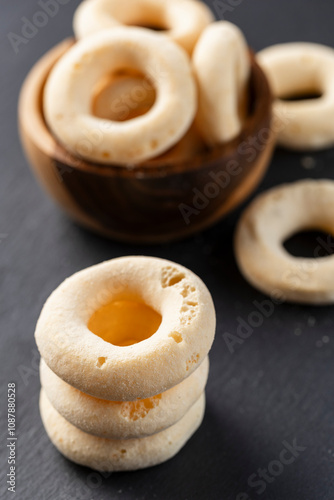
192,21,251,146
44,28,197,165
235,180,334,305
40,356,209,439
35,256,216,401
40,390,205,471
73,0,214,54
257,43,334,150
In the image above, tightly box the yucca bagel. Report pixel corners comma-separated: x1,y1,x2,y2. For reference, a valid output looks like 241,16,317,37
35,256,216,401
257,43,334,150
40,390,205,471
235,180,334,304
40,356,209,439
44,28,197,165
73,0,214,54
193,21,250,146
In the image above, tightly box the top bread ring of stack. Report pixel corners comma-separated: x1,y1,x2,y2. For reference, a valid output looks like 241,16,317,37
43,28,197,165
34,256,216,401
73,0,214,54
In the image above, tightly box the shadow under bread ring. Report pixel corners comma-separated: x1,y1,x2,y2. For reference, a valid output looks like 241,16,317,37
234,179,334,305
35,256,216,401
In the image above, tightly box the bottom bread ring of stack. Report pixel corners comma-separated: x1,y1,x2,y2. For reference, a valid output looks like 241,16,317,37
40,390,205,472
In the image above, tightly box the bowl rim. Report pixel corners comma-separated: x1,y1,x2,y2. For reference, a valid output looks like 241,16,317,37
19,37,272,179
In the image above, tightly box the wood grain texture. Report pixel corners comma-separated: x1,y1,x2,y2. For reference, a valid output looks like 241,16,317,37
1,1,334,499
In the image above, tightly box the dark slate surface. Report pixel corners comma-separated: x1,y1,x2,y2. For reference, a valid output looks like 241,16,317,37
1,1,334,499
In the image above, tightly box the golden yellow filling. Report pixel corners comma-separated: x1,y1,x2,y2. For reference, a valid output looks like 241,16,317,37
88,300,162,347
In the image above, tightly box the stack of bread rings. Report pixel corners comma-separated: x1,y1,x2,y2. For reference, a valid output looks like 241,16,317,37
43,0,253,166
35,256,216,471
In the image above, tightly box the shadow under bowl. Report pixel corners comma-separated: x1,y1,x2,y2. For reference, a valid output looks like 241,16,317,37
18,38,275,244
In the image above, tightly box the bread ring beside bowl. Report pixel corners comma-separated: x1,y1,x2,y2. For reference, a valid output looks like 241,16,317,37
35,256,216,401
257,42,334,150
44,28,197,165
235,179,334,305
40,356,209,439
73,0,214,54
40,390,205,472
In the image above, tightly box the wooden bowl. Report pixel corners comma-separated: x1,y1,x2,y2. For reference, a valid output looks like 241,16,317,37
18,38,275,244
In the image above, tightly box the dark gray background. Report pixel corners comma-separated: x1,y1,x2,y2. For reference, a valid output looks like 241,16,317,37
1,1,334,499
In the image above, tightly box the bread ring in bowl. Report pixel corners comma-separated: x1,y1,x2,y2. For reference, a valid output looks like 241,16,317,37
40,390,205,471
235,179,334,305
35,256,216,401
40,356,209,439
43,28,197,165
193,21,251,146
73,0,214,54
257,43,334,150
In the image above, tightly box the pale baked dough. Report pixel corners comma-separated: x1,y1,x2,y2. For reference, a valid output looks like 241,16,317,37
35,256,216,401
235,180,334,304
257,43,334,150
192,21,250,146
73,0,214,54
44,28,197,165
40,356,209,439
40,390,205,471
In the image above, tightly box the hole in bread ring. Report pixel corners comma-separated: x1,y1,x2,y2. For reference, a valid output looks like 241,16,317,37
235,180,334,305
257,42,334,150
73,0,214,54
43,28,197,165
35,257,216,401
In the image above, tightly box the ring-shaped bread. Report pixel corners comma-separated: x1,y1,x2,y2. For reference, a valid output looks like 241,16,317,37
40,390,205,471
44,28,197,165
35,256,216,401
40,356,209,439
192,21,250,146
73,0,214,54
235,180,334,305
257,43,334,150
